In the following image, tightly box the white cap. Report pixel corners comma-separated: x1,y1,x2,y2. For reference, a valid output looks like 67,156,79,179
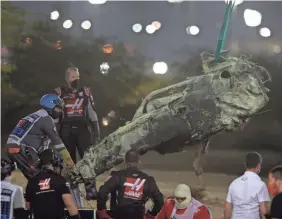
174,184,192,209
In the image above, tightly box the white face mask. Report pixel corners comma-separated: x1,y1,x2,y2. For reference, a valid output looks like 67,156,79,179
174,184,192,209
175,197,190,209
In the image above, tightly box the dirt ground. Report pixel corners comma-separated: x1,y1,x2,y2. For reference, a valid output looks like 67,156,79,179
11,149,280,219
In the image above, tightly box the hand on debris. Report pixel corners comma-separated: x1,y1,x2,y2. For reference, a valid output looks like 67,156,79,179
97,209,112,219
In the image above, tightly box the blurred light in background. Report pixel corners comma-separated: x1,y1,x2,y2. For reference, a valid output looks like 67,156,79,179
103,44,114,54
100,62,110,74
186,26,200,36
259,27,271,38
24,37,32,47
1,47,8,56
108,110,116,118
102,117,109,126
152,21,161,30
146,24,155,34
63,20,73,29
132,23,142,33
272,45,281,54
153,62,168,74
224,0,244,6
50,11,59,20
167,0,183,3
55,40,63,50
88,0,107,4
244,9,262,27
81,20,91,30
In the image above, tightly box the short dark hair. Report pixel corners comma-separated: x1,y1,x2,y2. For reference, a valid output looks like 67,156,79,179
39,149,55,166
125,150,140,164
244,152,262,169
269,165,282,180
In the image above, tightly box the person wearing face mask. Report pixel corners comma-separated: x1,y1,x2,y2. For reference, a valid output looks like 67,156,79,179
224,152,270,219
6,94,75,181
155,184,211,219
267,165,282,219
1,159,28,219
54,67,100,200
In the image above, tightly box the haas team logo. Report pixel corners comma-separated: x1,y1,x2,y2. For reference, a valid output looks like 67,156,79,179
65,99,84,116
39,178,51,190
123,178,146,199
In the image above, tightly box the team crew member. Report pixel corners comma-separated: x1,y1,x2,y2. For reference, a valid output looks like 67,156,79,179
1,159,27,219
25,149,80,219
97,150,164,219
267,165,282,219
6,94,74,179
224,152,270,219
156,184,211,219
54,67,100,162
55,67,100,199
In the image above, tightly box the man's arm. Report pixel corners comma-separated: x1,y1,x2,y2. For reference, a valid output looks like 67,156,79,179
84,86,100,143
270,194,282,219
193,206,211,219
40,116,75,169
155,199,169,219
147,177,164,216
53,87,62,131
59,179,79,217
13,186,28,219
97,175,119,210
25,181,32,210
258,183,270,216
224,185,233,219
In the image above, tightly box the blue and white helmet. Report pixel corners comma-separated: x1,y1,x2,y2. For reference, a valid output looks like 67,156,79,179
40,94,64,117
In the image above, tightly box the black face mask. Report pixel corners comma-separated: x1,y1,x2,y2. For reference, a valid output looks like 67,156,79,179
51,111,62,119
70,79,79,89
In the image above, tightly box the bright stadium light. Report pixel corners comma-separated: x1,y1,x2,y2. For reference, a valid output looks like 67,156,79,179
259,27,271,38
244,9,262,27
50,11,59,20
224,0,243,6
167,0,183,3
100,62,110,75
153,62,168,74
63,20,73,29
146,25,155,34
102,117,109,126
81,20,91,30
152,21,161,30
186,26,200,36
89,0,107,4
132,23,142,33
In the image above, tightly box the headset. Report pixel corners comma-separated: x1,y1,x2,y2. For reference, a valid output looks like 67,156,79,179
37,149,65,171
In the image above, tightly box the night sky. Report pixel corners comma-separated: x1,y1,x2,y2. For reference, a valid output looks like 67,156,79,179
12,1,282,61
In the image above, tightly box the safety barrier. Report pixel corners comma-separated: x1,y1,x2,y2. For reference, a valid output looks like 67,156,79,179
22,209,111,219
65,209,113,219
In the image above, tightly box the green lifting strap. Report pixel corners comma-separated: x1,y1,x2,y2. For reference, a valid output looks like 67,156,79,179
215,1,235,61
